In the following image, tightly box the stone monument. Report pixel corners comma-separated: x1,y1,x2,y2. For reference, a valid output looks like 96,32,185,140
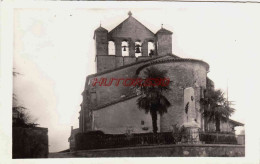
182,87,200,144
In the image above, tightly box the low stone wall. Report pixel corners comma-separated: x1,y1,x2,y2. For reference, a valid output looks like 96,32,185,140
49,144,244,158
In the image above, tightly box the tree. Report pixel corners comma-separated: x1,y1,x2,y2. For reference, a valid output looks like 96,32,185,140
136,67,171,133
200,89,235,132
13,69,38,128
13,106,33,128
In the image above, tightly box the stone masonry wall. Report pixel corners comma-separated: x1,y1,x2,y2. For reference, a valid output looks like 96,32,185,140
81,56,208,133
92,96,160,134
96,56,116,72
156,34,172,56
49,144,245,157
95,32,108,56
85,56,173,109
138,62,207,132
97,55,151,73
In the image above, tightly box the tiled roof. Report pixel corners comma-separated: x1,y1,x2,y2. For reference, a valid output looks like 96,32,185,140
108,15,155,36
93,26,108,39
87,54,178,78
135,58,209,75
156,28,173,35
229,119,244,126
95,26,108,32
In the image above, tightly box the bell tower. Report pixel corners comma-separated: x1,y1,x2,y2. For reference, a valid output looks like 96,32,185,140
155,25,173,56
93,12,174,73
94,25,117,73
94,25,108,56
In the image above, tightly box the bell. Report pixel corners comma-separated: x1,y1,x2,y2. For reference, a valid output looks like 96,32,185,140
122,46,127,51
149,50,154,56
135,45,141,53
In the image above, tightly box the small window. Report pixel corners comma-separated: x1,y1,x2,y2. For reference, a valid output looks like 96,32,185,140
141,120,145,125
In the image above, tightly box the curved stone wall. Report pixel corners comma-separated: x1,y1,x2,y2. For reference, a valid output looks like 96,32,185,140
80,55,209,133
138,61,207,132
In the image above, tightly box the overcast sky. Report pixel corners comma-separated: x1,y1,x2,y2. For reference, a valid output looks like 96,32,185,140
12,2,260,152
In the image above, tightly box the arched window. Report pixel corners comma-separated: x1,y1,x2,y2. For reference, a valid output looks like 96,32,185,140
108,41,115,55
135,41,142,57
148,41,155,56
122,41,129,56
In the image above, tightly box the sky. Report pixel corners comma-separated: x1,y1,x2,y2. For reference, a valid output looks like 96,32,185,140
12,3,260,152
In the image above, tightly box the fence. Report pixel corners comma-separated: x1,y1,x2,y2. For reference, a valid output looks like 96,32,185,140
200,132,238,144
75,131,239,151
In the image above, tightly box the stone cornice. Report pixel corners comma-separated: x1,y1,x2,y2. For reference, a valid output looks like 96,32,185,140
136,58,210,75
88,54,179,78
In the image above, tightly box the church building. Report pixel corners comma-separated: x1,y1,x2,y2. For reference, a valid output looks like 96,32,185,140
77,11,241,135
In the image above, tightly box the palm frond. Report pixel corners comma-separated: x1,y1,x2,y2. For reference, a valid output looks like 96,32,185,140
201,88,236,123
136,67,171,116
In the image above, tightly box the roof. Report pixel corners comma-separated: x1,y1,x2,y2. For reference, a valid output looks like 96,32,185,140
108,14,155,37
229,119,244,126
93,26,108,39
135,57,209,75
156,28,173,35
95,26,108,32
87,54,180,78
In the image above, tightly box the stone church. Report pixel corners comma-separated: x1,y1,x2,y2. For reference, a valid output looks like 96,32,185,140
77,12,241,135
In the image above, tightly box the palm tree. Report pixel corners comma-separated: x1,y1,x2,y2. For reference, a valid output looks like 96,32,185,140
200,89,235,132
136,67,171,133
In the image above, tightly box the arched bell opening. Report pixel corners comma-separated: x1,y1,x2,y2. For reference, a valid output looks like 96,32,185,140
135,41,142,57
122,41,129,56
108,41,115,55
148,41,155,56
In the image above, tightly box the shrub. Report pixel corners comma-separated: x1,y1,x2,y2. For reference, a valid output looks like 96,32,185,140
75,131,175,150
199,132,237,144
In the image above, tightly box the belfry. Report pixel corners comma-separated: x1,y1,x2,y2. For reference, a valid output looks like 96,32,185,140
94,11,173,72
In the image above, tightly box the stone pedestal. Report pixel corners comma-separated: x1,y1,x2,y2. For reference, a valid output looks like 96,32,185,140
182,120,201,144
181,87,201,144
